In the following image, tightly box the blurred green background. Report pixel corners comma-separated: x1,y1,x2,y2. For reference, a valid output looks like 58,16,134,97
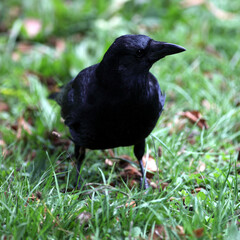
0,0,240,239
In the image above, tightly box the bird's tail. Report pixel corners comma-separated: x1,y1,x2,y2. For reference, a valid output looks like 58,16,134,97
48,92,60,100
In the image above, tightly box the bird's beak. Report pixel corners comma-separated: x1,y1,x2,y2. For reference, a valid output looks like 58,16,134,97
149,40,186,62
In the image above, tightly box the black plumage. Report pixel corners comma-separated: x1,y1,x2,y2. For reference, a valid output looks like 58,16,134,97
53,34,185,189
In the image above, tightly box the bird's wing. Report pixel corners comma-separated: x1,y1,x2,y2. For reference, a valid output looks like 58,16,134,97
148,73,166,115
58,64,99,127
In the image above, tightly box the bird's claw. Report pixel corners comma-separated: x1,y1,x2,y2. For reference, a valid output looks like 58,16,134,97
140,177,149,190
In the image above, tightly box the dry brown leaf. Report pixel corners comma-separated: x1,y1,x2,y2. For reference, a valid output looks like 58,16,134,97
176,225,185,236
55,39,66,55
193,227,204,238
9,7,21,18
105,158,114,166
150,181,168,190
25,150,37,162
52,131,62,138
161,182,169,190
16,116,32,139
150,181,158,189
182,0,235,20
48,131,70,149
201,99,211,110
158,146,162,158
23,18,42,38
207,2,235,20
142,154,158,178
181,0,205,7
129,179,139,188
0,139,8,157
11,52,20,61
149,225,167,240
0,102,9,112
118,154,133,168
179,111,209,129
169,197,175,201
125,200,136,208
108,149,115,158
192,187,203,194
36,191,42,199
17,42,33,53
119,154,132,161
120,164,142,188
25,193,41,206
120,165,142,179
0,139,6,147
77,211,91,225
205,45,221,58
197,161,206,172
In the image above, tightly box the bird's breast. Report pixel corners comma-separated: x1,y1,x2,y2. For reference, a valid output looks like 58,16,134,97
75,94,162,149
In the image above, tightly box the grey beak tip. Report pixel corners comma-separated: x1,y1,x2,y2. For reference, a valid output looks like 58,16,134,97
163,42,186,55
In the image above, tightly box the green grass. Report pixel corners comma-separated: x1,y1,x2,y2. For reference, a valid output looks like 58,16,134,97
1,0,240,239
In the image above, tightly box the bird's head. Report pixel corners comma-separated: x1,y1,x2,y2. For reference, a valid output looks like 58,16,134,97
101,34,185,75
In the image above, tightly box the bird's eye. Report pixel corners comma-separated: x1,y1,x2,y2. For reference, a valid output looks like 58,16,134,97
136,49,144,57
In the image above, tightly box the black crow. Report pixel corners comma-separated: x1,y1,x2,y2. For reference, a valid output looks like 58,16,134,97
52,34,185,189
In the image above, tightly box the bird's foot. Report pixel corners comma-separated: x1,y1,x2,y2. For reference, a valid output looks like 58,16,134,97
140,177,149,190
75,175,83,190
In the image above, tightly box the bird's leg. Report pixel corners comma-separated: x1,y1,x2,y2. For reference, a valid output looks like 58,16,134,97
134,141,149,189
75,145,85,189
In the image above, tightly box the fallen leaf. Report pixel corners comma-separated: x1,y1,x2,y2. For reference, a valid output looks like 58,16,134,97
193,227,204,238
0,139,8,157
77,211,91,225
181,0,205,7
0,102,9,112
207,2,235,20
55,38,66,55
0,24,8,33
118,154,133,168
11,52,20,61
105,158,114,166
192,187,203,194
25,150,37,162
158,146,162,158
25,193,41,206
161,182,169,190
52,131,62,138
125,200,136,208
197,161,206,172
142,154,158,178
16,116,32,139
201,99,211,110
17,42,34,53
36,191,42,199
0,139,6,147
149,225,167,240
48,131,70,149
179,111,209,129
168,117,188,134
176,225,185,236
150,181,158,189
108,149,115,158
120,165,142,179
9,6,21,18
181,0,235,20
23,18,42,38
119,154,132,161
205,45,221,58
120,164,142,188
